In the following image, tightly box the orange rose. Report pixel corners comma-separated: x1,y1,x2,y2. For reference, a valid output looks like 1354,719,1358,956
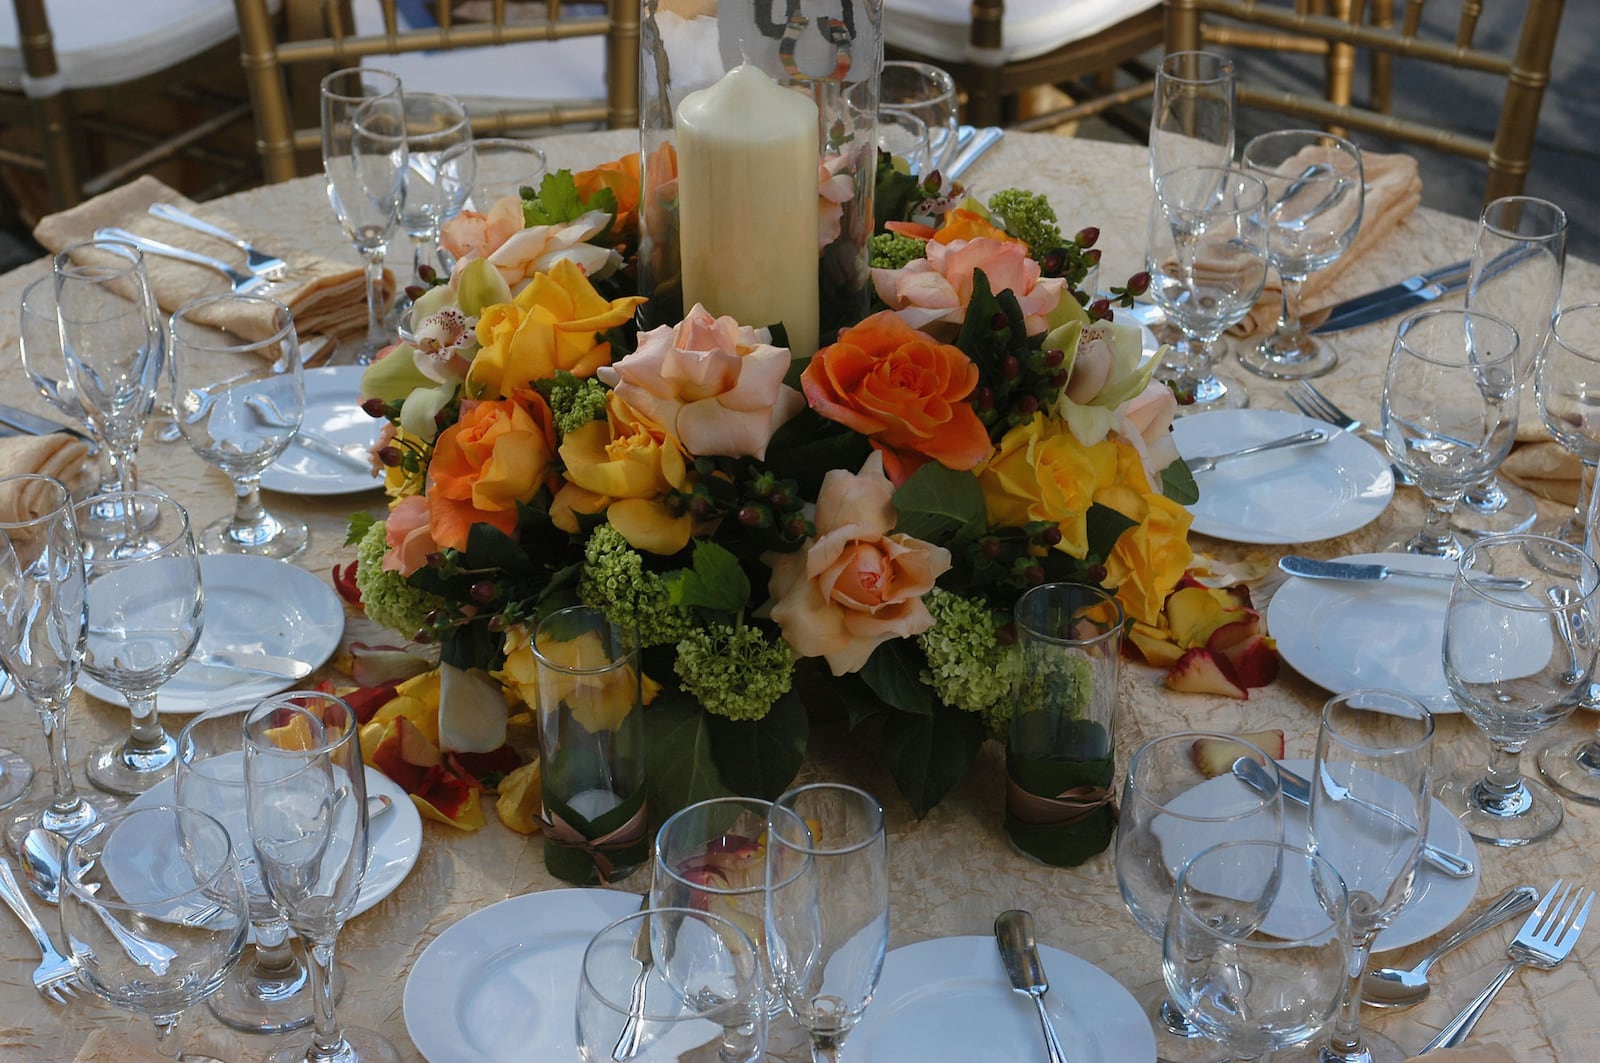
574,153,641,235
932,208,1014,246
801,310,991,485
426,392,559,551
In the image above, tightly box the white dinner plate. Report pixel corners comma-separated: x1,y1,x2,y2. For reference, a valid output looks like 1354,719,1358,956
129,763,422,923
847,936,1156,1063
79,555,345,716
1157,759,1479,953
404,888,643,1063
260,366,383,496
1171,408,1394,544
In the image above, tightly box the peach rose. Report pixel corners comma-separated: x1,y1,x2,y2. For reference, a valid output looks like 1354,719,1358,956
818,153,857,249
597,304,804,460
551,393,693,555
765,452,952,676
383,495,438,577
801,310,991,485
426,393,559,552
1117,381,1181,488
871,237,1065,339
978,414,1120,558
440,195,525,263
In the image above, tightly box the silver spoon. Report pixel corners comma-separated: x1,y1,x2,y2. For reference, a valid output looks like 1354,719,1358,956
1361,884,1540,1008
22,828,178,974
995,909,1068,1063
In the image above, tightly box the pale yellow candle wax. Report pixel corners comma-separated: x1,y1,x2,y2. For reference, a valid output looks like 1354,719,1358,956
675,62,821,359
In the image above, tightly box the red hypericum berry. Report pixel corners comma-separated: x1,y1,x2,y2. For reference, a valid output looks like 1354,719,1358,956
377,446,401,467
1075,226,1100,248
486,615,505,633
975,386,994,411
1129,271,1151,296
690,498,714,520
1043,348,1064,368
768,488,790,509
426,552,444,567
424,609,442,626
982,538,1004,560
1016,394,1039,415
996,623,1018,646
1002,355,1022,380
1041,249,1066,274
418,263,438,284
990,311,1008,330
1087,563,1107,583
403,284,424,301
413,630,434,645
1089,298,1113,319
737,505,761,528
469,580,496,604
785,517,808,539
1024,564,1045,585
1039,526,1063,547
1049,370,1069,389
361,397,386,418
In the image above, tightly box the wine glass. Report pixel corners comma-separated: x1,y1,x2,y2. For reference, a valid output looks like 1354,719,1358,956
0,475,119,857
1116,731,1284,1063
877,107,932,179
54,237,161,496
1238,129,1364,380
168,293,308,559
879,61,960,174
577,907,767,1063
19,277,118,500
1456,196,1568,538
1163,839,1352,1062
59,805,249,1062
321,67,407,364
1150,51,1235,182
76,489,202,796
764,783,888,1063
1380,308,1520,558
444,137,546,211
1146,165,1271,410
243,690,400,1063
396,92,471,301
1301,690,1434,1063
1439,533,1600,847
176,707,317,1034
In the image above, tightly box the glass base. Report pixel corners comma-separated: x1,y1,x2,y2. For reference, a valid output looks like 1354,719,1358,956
1236,336,1339,380
1453,478,1539,537
1377,528,1468,561
1527,514,1587,576
209,938,327,1034
1134,983,1230,1063
1167,371,1249,415
1437,766,1564,847
200,514,309,561
1537,734,1600,806
86,733,178,796
1273,1028,1407,1063
0,747,33,811
265,1025,401,1063
6,792,126,903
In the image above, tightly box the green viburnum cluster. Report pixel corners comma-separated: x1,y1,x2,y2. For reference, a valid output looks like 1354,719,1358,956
353,519,446,639
548,370,610,436
987,189,1063,260
579,524,696,647
917,588,1023,728
1013,652,1094,723
870,231,928,270
674,623,795,722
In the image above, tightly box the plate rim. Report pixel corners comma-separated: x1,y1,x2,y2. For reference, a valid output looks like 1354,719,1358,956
260,364,382,496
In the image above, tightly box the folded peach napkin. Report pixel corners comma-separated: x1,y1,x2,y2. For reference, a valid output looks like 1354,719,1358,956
0,435,94,521
1502,438,1584,507
1403,1044,1514,1063
1228,150,1423,340
33,175,394,346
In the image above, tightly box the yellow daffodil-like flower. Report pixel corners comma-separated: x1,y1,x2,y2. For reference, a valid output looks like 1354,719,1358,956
978,413,1119,558
468,258,645,400
551,393,693,555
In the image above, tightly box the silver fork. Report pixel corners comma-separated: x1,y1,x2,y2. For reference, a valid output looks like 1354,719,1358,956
0,856,78,1003
93,226,268,296
1417,879,1594,1053
1285,381,1415,486
148,203,288,279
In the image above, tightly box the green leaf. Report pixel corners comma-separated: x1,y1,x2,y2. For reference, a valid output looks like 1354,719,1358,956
765,410,872,499
666,541,750,614
643,695,733,819
461,522,541,578
859,640,934,716
346,511,378,548
892,462,987,545
704,692,808,800
874,149,926,229
1084,502,1138,562
1161,458,1199,506
880,701,988,816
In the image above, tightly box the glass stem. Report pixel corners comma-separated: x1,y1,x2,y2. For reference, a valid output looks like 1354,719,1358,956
40,697,80,816
1323,936,1376,1061
305,933,349,1061
1274,273,1307,336
114,444,140,496
150,1012,184,1059
94,445,119,496
1418,493,1462,554
1484,739,1528,799
252,918,297,977
230,475,268,534
127,695,171,757
1581,458,1600,558
361,247,388,356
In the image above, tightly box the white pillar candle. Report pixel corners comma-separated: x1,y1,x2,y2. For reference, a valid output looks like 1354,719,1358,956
676,63,821,359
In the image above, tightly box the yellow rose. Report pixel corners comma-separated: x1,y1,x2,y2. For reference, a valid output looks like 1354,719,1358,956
1099,486,1194,627
551,393,693,554
468,258,644,399
978,414,1119,557
532,628,641,733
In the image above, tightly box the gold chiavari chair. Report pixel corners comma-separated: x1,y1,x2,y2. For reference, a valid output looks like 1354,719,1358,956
234,0,641,182
1165,0,1566,203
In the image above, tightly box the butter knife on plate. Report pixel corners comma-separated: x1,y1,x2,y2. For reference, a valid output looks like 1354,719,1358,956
1279,555,1529,591
1313,259,1471,334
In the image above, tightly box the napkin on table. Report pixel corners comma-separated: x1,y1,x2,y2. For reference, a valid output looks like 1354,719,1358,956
0,434,94,521
1228,150,1424,340
32,175,394,347
1402,1044,1515,1063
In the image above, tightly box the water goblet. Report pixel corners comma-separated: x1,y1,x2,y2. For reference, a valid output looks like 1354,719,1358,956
1146,165,1271,410
1301,690,1433,1063
1163,840,1352,1063
168,293,308,559
578,907,767,1063
396,91,472,300
243,690,400,1063
76,489,202,796
765,783,888,1063
60,805,249,1062
1116,731,1284,1063
176,707,318,1034
321,67,407,364
1439,533,1600,846
1238,129,1364,380
877,107,932,179
1150,51,1235,183
1381,308,1520,558
878,60,959,174
1456,196,1567,538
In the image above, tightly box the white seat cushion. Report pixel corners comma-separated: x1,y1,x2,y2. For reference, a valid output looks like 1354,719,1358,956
0,0,279,95
884,0,1161,65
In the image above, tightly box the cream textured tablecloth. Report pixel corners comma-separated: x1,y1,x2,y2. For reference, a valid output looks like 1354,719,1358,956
1,130,1599,1062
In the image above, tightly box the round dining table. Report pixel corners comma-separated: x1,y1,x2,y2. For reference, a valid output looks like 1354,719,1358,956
1,127,1598,1062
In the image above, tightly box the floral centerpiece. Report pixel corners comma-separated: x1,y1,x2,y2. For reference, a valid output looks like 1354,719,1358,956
339,150,1278,845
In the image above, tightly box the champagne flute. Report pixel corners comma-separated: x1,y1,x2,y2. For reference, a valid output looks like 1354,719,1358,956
1457,196,1567,538
60,805,249,1062
321,67,407,365
77,489,202,796
168,293,308,559
1302,690,1433,1063
1239,129,1364,380
243,691,400,1063
1149,51,1235,182
396,91,471,303
1440,534,1600,847
19,277,119,500
765,783,888,1063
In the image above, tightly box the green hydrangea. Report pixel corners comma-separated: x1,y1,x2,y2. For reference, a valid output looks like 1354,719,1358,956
549,371,610,436
1013,652,1094,726
353,519,446,639
674,624,794,722
579,524,696,647
918,588,1022,727
870,231,928,270
987,189,1063,260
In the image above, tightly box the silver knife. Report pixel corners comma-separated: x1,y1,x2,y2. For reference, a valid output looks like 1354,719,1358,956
1313,259,1472,334
1186,428,1330,473
190,651,314,680
0,403,91,442
1279,554,1530,590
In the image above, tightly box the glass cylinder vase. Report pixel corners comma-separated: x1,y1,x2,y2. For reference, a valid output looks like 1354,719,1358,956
637,0,884,359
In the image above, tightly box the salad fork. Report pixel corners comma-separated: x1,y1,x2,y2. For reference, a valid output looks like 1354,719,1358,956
148,202,289,279
1286,380,1415,486
0,856,78,1003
